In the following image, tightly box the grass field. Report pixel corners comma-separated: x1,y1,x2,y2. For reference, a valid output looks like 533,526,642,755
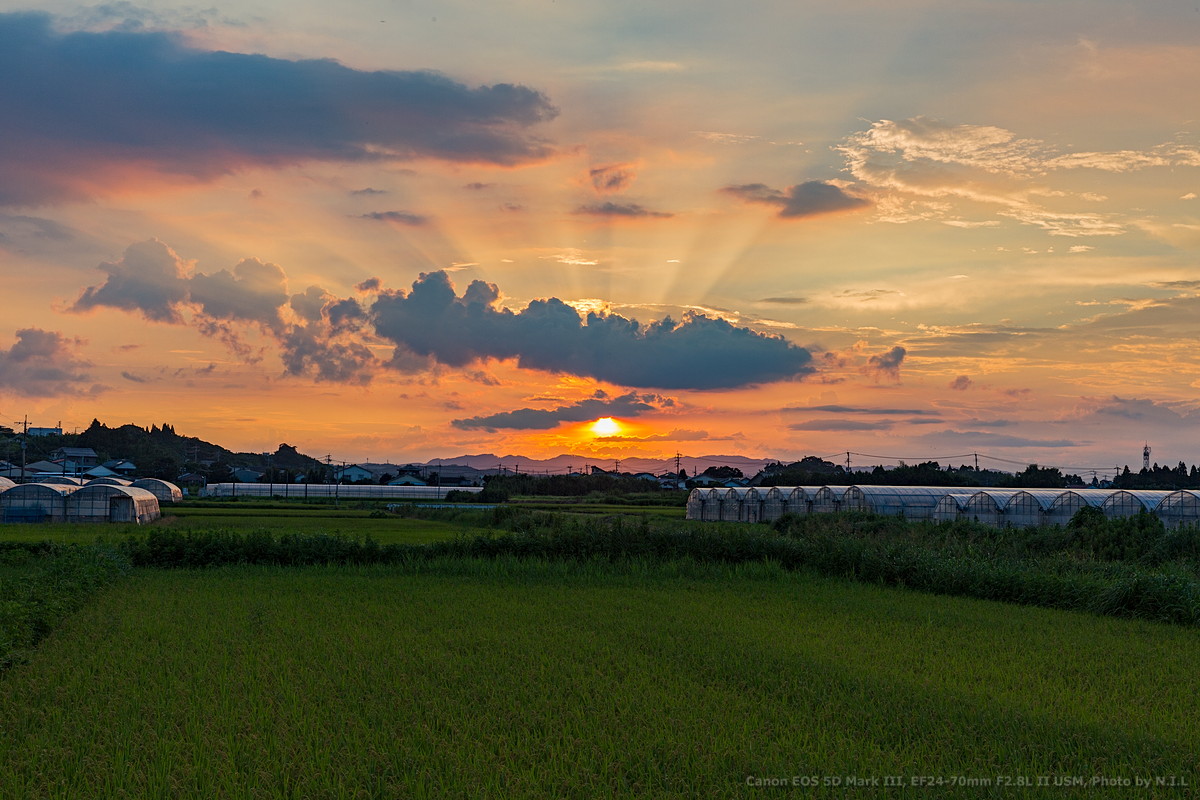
0,558,1195,798
0,504,492,545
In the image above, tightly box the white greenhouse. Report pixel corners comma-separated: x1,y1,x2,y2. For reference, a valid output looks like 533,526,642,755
87,476,132,487
131,478,184,504
684,484,1200,528
201,483,483,500
1,483,78,523
65,485,161,524
811,486,851,514
1100,490,1172,519
1043,490,1109,527
840,486,975,521
1155,490,1200,529
38,476,85,487
997,490,1064,527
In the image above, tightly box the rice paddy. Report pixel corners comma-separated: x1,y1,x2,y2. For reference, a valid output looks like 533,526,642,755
0,505,1196,797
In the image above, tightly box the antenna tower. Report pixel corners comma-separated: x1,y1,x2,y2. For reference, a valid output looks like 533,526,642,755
1143,443,1151,472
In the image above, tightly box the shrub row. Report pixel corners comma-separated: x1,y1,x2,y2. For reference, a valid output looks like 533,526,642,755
114,514,1200,625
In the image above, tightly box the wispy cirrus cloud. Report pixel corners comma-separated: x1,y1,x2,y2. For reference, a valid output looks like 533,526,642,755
838,115,1200,236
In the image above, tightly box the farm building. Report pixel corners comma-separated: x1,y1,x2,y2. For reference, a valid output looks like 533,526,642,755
131,478,184,504
65,485,161,524
0,483,78,523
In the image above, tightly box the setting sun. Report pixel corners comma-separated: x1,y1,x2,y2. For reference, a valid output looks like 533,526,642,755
590,417,621,437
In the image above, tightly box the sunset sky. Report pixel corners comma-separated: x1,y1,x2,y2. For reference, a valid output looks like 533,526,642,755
3,1,1200,473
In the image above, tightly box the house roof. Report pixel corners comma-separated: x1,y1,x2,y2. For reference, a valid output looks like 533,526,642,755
53,447,97,458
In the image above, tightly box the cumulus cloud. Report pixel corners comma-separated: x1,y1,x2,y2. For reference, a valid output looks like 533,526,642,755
0,328,97,397
0,12,557,205
452,390,670,431
72,244,818,390
71,239,378,383
863,346,907,380
573,202,673,218
722,181,869,219
72,239,191,323
371,271,815,389
189,258,289,330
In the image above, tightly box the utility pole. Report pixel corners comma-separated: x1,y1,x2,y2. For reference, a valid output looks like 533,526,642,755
614,458,621,474
18,415,28,481
675,452,682,474
973,453,979,471
845,451,851,472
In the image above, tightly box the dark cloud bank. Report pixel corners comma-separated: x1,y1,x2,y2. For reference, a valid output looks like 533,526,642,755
71,242,817,392
452,390,671,431
0,12,557,205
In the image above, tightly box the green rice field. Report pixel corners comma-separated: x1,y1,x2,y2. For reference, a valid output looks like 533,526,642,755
0,556,1196,798
0,503,492,545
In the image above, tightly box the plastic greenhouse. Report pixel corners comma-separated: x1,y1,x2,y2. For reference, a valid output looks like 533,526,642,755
685,488,705,520
1043,490,1108,526
66,485,161,524
718,488,750,522
736,487,765,522
932,493,971,522
1,483,77,522
202,483,483,500
87,476,132,486
132,478,184,504
38,476,85,486
811,486,850,514
701,488,724,521
1155,490,1200,529
998,490,1064,527
1100,490,1172,519
840,486,974,521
